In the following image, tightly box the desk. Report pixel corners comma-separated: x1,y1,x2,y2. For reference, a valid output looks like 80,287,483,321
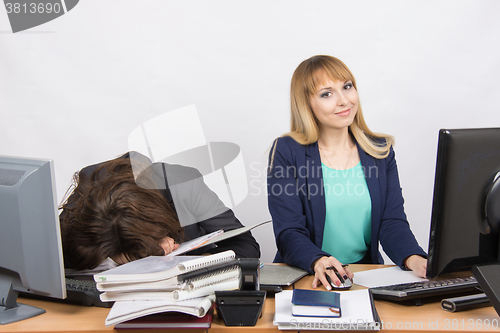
1,265,498,333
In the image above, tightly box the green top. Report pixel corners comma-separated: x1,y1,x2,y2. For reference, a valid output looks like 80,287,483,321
321,162,372,263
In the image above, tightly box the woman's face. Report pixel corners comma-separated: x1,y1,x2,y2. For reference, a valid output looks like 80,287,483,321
308,74,358,132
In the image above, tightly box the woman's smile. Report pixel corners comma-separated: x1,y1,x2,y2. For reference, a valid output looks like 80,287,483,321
335,108,351,117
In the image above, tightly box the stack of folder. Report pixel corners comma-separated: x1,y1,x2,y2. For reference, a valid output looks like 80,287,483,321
93,250,241,327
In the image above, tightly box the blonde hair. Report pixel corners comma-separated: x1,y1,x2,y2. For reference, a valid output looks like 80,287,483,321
283,55,394,159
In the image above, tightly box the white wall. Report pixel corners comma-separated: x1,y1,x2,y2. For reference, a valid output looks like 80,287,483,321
1,0,499,264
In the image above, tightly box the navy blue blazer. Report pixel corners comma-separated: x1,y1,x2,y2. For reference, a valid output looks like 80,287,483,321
267,136,426,273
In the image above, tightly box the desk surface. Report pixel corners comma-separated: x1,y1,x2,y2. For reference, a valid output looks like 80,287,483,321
1,265,499,333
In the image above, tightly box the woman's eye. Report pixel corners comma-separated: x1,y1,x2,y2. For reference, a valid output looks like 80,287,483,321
321,92,332,98
344,82,353,90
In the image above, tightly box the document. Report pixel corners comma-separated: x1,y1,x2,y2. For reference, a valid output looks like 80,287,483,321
167,229,224,256
352,266,427,289
167,220,271,256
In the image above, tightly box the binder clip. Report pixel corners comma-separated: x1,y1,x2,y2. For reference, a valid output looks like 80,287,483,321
215,258,266,326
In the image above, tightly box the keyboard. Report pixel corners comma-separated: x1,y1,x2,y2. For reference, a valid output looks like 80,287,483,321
20,277,112,308
370,276,480,302
64,277,112,308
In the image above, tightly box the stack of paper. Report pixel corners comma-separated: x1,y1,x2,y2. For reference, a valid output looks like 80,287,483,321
96,250,242,328
274,289,380,331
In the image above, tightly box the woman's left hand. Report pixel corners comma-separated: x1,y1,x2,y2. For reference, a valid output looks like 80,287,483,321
405,255,427,278
160,237,180,255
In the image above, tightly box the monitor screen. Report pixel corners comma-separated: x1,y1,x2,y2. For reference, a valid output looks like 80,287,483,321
426,128,500,278
0,156,66,325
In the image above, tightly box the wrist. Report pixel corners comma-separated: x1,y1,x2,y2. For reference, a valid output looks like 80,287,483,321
404,257,409,270
404,255,424,270
311,256,328,272
403,255,414,270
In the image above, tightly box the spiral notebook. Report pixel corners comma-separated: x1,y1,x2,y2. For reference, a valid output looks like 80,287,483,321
96,258,240,293
94,250,236,284
100,267,241,302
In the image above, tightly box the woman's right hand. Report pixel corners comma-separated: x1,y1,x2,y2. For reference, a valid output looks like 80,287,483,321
312,256,353,290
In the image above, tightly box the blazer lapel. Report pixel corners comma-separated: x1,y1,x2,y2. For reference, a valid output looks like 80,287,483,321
306,142,326,247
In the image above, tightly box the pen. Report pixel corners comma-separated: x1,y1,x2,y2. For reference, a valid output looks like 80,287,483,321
325,265,350,283
324,264,348,270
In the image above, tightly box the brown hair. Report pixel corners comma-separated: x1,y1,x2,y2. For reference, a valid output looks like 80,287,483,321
279,55,394,159
60,158,183,270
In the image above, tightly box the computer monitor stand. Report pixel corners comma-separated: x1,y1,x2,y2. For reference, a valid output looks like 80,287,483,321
472,263,500,317
0,274,45,325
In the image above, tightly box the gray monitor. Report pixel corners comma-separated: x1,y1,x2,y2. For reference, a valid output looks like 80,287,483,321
0,156,66,325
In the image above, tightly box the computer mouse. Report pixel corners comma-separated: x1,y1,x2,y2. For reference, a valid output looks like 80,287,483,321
326,271,352,290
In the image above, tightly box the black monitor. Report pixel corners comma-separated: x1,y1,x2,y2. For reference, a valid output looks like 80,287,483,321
426,128,500,279
0,156,66,325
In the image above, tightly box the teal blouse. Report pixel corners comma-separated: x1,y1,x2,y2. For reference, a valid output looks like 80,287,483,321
321,162,372,263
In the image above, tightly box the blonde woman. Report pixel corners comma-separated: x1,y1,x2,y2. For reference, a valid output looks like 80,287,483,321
267,55,427,290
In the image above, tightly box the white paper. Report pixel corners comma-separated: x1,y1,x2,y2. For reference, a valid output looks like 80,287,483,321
65,258,118,276
169,221,270,256
167,229,224,256
352,266,427,288
201,220,271,247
